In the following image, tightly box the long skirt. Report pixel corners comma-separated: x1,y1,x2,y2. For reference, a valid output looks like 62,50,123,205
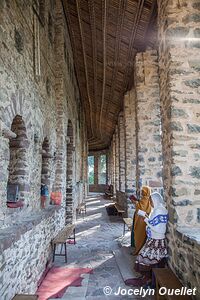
135,238,168,272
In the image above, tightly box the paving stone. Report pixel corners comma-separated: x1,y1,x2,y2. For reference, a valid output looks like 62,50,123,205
57,195,145,299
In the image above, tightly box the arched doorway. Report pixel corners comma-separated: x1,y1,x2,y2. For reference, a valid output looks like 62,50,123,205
7,115,29,207
66,120,74,224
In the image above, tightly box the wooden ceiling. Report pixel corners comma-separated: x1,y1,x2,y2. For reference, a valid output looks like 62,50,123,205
63,0,157,151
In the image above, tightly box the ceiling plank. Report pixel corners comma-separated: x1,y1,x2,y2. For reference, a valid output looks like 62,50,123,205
63,0,157,150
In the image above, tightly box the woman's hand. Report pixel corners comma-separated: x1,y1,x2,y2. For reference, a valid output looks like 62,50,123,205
129,195,138,203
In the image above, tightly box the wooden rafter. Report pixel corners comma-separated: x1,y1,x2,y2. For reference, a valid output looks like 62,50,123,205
64,0,157,150
88,0,98,136
99,0,107,137
104,0,125,133
120,0,145,96
63,0,93,138
76,0,94,136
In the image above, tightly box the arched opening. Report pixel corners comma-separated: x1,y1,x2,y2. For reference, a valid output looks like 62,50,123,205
7,115,29,208
66,120,74,224
41,137,52,208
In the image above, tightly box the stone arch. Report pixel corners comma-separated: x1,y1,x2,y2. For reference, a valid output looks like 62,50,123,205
7,115,30,206
66,119,74,223
2,90,34,144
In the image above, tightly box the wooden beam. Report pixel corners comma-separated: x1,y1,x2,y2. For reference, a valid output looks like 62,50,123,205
76,0,95,137
99,0,107,138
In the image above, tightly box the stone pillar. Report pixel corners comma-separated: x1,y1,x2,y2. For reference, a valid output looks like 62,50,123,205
112,134,116,194
135,49,163,191
118,112,126,192
94,154,98,185
108,143,113,185
124,90,137,194
115,126,119,191
54,1,67,202
158,0,200,294
0,134,10,224
82,135,88,198
158,0,200,227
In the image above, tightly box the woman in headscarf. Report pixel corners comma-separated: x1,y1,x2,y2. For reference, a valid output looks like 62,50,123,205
131,186,152,255
135,192,168,282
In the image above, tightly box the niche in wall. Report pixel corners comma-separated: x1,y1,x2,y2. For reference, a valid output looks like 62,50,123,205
41,137,52,207
7,115,29,207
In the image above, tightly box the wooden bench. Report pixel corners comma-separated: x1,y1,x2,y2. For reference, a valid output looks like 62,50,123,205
153,268,192,300
12,295,38,300
114,203,125,215
52,224,75,263
76,202,86,218
123,217,132,235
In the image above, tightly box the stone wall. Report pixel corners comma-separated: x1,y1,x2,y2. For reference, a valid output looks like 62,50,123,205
158,0,200,226
134,50,163,190
0,207,65,300
0,0,87,218
53,0,87,221
0,0,87,297
115,126,120,191
157,0,200,296
167,225,200,300
118,112,126,192
111,135,116,194
110,50,163,197
124,90,137,194
108,6,200,292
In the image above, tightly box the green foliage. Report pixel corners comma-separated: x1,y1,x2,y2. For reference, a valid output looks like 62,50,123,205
88,156,94,184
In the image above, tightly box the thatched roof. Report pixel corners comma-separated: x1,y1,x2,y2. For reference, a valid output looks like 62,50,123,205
63,0,157,150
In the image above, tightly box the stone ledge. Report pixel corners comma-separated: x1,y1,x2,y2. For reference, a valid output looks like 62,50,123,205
0,206,62,254
176,226,200,244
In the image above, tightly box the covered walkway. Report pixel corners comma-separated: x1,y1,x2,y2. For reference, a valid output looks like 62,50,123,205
41,195,133,300
0,0,200,299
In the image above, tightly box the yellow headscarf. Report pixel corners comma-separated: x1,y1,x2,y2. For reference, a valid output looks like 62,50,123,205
133,186,152,254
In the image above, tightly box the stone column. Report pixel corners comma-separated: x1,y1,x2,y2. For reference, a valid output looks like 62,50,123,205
112,134,116,194
108,142,113,185
94,154,98,185
158,0,200,293
135,49,163,192
54,1,67,202
115,126,120,191
158,0,200,227
124,90,137,195
118,112,126,192
0,134,10,224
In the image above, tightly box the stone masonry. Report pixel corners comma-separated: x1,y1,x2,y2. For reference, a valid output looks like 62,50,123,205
0,207,65,300
110,134,116,194
124,90,137,195
118,111,126,192
0,0,200,298
157,0,200,296
158,0,200,226
115,125,120,191
134,50,163,190
0,0,87,298
108,2,200,294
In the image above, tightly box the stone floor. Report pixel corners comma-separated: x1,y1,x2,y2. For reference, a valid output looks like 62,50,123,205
52,194,143,300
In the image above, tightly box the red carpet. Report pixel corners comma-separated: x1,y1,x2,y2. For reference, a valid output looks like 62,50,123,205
37,267,93,300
